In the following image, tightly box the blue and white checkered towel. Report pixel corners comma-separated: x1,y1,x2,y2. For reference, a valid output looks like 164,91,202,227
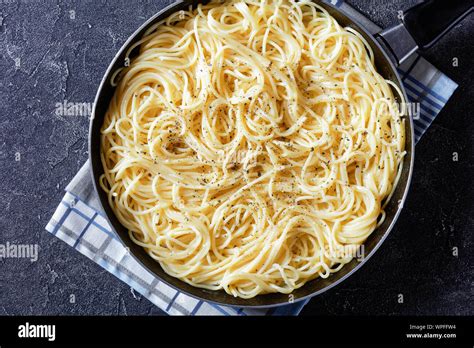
45,1,458,316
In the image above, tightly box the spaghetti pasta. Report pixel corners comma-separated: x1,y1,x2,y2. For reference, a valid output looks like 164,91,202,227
100,0,406,298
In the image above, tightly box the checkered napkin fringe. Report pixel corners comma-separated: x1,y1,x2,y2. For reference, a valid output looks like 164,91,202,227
46,1,458,315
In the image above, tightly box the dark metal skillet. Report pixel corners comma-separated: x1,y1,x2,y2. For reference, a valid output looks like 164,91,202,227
89,0,472,308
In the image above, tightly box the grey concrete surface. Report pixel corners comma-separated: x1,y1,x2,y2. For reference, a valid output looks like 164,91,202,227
0,0,472,315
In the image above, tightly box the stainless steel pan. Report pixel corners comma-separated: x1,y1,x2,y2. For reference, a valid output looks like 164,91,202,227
89,0,472,307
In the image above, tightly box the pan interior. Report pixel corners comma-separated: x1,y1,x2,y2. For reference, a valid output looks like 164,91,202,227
89,0,413,308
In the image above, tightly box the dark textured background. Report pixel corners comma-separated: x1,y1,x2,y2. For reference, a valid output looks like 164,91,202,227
0,0,472,316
